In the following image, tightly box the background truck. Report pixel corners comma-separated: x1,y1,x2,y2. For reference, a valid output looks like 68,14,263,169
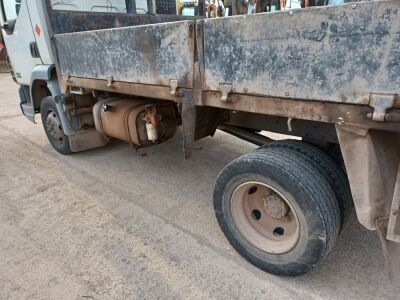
1,0,399,278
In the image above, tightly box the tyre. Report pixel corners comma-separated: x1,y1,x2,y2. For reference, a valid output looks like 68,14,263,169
40,96,71,155
213,146,341,276
263,140,353,231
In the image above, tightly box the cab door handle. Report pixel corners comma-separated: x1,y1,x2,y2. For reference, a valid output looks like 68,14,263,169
29,42,41,58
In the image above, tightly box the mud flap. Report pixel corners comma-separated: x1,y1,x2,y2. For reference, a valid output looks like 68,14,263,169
68,129,107,153
19,86,36,123
376,218,400,281
337,125,400,280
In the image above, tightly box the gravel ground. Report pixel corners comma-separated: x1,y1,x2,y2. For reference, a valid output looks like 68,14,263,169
0,73,399,299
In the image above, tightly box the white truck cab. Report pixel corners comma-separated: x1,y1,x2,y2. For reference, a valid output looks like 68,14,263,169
0,0,128,85
1,0,45,85
0,0,128,121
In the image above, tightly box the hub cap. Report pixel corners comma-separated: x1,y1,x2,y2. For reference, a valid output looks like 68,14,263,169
231,181,300,254
46,110,64,143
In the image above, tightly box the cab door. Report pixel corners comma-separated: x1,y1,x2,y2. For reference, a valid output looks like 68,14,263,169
0,0,42,85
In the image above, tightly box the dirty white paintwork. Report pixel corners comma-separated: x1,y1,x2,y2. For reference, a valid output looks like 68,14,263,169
1,0,131,85
0,1,42,85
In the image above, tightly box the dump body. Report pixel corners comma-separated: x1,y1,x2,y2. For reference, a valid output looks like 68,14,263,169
54,1,400,107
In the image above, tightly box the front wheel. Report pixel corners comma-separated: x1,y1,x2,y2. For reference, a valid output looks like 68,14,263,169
213,146,341,276
40,96,71,155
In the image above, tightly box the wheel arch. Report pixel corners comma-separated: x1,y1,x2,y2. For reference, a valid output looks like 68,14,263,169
30,64,57,113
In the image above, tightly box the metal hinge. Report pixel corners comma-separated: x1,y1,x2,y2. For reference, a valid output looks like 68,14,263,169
368,94,395,122
219,83,232,103
169,79,179,96
106,75,114,88
65,72,72,83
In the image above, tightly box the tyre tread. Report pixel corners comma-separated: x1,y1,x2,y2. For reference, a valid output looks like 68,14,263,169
262,140,353,230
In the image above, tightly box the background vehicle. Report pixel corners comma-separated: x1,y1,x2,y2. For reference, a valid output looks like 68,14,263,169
179,0,198,16
1,0,399,278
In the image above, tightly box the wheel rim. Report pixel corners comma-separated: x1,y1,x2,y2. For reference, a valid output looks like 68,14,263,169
45,109,64,145
231,181,300,254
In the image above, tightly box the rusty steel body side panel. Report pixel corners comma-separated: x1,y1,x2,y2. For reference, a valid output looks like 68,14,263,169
55,20,195,89
63,77,184,102
200,1,400,106
203,91,400,133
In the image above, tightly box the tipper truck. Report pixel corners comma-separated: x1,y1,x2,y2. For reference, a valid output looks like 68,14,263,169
1,0,400,277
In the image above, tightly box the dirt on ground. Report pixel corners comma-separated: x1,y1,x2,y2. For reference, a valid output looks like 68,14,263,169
0,60,8,73
0,46,8,73
0,73,399,299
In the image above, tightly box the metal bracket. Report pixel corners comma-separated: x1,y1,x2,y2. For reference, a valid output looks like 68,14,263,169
368,94,395,122
169,79,179,96
106,75,114,88
69,86,89,95
219,83,232,103
65,72,72,83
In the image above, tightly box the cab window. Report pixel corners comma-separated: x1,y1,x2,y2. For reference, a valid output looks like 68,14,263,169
1,0,21,21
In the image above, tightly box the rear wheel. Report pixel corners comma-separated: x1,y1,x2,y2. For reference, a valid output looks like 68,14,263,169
263,140,353,231
214,146,341,276
40,96,71,155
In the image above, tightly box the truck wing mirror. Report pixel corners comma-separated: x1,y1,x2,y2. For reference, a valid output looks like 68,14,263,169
1,19,16,35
